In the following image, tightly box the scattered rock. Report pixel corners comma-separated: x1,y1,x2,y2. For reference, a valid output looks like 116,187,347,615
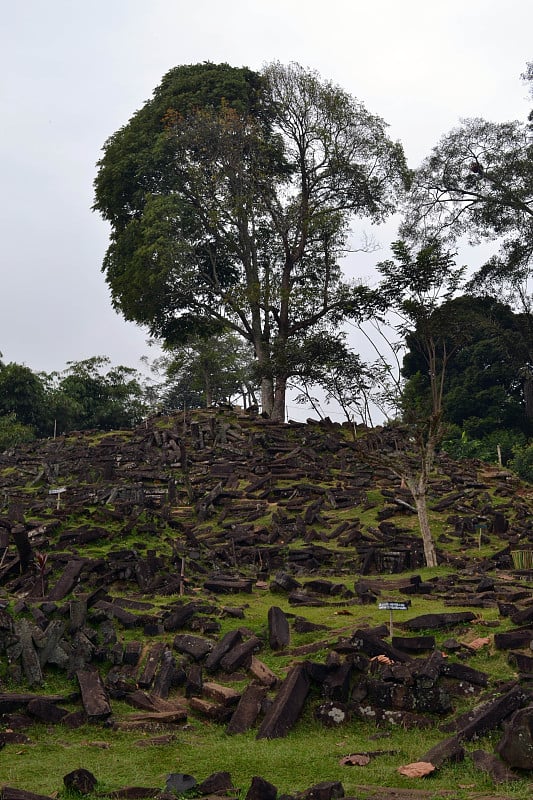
397,762,435,778
63,768,98,795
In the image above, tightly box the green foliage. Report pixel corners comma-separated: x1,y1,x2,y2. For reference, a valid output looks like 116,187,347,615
441,426,526,465
291,333,381,427
403,66,533,404
403,295,533,438
403,73,533,263
0,356,148,439
148,332,258,411
510,440,533,482
52,356,148,431
94,60,409,417
0,412,35,450
0,361,48,434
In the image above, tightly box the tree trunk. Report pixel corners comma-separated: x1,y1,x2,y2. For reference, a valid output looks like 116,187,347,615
524,373,533,423
411,487,438,568
205,380,213,409
271,376,287,422
261,376,274,417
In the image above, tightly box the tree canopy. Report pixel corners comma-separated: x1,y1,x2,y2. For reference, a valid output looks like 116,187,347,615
402,295,533,437
146,332,258,412
402,62,533,312
0,357,149,448
94,61,409,420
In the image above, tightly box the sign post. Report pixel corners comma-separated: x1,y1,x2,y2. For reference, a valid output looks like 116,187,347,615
378,600,411,638
48,487,66,510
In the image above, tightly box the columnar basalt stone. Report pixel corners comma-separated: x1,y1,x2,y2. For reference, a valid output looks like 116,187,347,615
497,705,533,769
12,525,32,572
444,684,531,740
63,768,98,795
226,683,268,735
185,663,203,698
137,642,166,688
420,735,465,767
173,634,213,661
299,781,345,800
256,663,310,740
472,749,518,783
245,776,277,800
27,697,68,724
76,668,112,720
69,596,87,632
196,772,234,796
403,611,477,631
220,635,262,672
152,651,184,698
16,619,43,686
268,605,290,650
47,560,85,600
204,629,243,673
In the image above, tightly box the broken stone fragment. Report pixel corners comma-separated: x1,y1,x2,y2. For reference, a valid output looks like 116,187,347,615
497,704,533,769
63,768,98,795
397,761,435,778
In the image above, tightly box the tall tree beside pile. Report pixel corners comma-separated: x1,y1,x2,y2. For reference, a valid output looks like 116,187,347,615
0,362,48,435
49,357,147,432
402,63,533,412
93,61,409,420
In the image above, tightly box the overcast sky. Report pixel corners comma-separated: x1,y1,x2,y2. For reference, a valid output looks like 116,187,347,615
1,1,532,416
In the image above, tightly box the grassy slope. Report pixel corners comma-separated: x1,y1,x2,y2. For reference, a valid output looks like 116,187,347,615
1,411,533,798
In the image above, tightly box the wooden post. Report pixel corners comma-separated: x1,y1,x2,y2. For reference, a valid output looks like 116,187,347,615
179,556,186,596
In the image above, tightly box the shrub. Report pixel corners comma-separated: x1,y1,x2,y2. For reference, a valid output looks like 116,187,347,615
0,413,35,451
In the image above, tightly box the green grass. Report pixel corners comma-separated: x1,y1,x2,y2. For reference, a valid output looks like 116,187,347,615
4,710,533,798
2,567,533,799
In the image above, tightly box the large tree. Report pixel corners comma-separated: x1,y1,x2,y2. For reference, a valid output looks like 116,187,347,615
48,357,147,432
94,61,408,420
402,63,533,299
401,64,533,421
0,362,48,434
402,295,532,438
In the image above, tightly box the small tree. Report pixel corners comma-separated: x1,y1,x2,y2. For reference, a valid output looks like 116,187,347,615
48,357,147,432
147,332,259,412
402,64,533,411
0,413,36,451
371,240,465,567
0,362,48,435
291,333,383,430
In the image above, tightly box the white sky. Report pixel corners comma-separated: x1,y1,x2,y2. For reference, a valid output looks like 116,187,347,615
1,0,532,418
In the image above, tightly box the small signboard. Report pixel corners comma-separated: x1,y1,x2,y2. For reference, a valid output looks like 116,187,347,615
48,486,67,509
379,599,411,637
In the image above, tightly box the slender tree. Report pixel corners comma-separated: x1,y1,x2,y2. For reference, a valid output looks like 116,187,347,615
371,241,465,567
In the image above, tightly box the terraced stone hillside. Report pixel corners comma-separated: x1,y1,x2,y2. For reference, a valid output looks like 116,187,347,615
1,408,531,594
2,409,533,799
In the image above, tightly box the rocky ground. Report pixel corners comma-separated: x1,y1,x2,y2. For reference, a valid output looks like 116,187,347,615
1,408,533,799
